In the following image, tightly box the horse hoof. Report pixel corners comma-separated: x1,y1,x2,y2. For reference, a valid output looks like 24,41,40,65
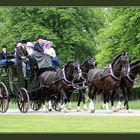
127,109,133,113
112,107,117,112
76,109,81,112
106,110,112,114
64,109,69,113
112,109,117,112
67,107,72,110
48,108,52,112
83,108,88,111
116,106,121,111
43,109,48,112
120,106,124,110
42,108,48,112
90,109,95,113
101,105,105,110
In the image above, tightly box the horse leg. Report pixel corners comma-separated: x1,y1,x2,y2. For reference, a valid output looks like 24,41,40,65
60,90,69,113
89,87,97,113
116,88,124,111
48,100,52,111
104,91,111,113
111,89,117,112
125,88,132,113
42,100,48,112
101,90,106,110
82,89,88,111
67,92,72,110
76,89,83,112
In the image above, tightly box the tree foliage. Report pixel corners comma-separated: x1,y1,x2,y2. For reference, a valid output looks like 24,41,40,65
0,7,140,67
96,8,140,67
0,8,104,65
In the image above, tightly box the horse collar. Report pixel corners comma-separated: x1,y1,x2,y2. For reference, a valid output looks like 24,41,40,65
126,74,134,83
109,64,121,81
62,68,72,84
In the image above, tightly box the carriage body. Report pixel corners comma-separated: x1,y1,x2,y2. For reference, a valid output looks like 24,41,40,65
0,62,30,113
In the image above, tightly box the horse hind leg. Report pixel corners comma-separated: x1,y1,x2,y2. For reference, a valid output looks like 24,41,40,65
104,91,111,113
48,100,53,112
60,90,69,113
76,90,83,112
111,89,118,112
42,101,48,112
89,87,97,113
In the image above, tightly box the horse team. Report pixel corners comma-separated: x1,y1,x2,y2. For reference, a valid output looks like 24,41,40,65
34,52,140,113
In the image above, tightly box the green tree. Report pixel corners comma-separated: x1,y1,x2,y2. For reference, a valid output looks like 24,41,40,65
0,8,104,64
96,8,140,67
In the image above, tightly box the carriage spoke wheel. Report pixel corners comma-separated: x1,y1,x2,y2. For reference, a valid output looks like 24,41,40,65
17,88,29,113
0,82,9,113
30,101,42,111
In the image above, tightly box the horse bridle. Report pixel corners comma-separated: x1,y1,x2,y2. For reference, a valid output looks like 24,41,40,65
62,64,86,89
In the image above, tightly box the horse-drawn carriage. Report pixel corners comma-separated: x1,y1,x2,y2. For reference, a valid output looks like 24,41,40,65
0,56,97,113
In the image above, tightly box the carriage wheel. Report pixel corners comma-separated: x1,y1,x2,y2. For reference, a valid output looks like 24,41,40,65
30,101,42,111
51,100,61,111
0,82,9,113
17,88,29,113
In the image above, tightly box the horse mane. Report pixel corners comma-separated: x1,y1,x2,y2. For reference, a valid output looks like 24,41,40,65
111,53,122,66
64,60,75,70
130,60,140,67
82,56,93,66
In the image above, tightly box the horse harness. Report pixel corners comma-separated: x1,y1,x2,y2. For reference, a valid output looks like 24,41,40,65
95,64,122,82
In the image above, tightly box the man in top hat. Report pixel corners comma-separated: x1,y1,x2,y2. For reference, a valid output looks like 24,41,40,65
33,35,46,53
16,40,29,79
32,35,53,69
0,45,8,60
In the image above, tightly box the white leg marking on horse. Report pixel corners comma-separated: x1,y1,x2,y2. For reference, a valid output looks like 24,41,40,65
67,102,72,110
112,106,117,112
89,100,95,113
83,104,88,111
101,103,106,110
48,100,52,111
76,106,81,112
106,103,111,113
127,109,133,113
42,105,48,112
116,101,122,110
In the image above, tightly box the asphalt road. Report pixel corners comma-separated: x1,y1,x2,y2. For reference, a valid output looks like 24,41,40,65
1,109,140,116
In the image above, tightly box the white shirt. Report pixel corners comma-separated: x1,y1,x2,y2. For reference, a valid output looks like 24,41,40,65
26,47,33,55
44,47,56,58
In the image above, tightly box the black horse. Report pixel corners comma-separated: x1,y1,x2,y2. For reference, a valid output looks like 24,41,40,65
37,60,83,112
66,57,97,111
87,52,129,113
111,60,140,112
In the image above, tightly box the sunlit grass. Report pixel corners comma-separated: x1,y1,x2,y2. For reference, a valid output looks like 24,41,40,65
0,115,140,132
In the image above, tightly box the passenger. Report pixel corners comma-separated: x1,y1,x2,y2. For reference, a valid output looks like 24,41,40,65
0,45,8,60
44,41,60,70
32,35,52,69
26,42,34,56
0,45,9,76
16,40,30,80
11,45,18,65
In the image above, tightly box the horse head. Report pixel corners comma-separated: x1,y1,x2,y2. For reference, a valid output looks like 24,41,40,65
130,60,140,76
120,52,130,77
81,56,96,70
111,52,129,78
64,60,82,81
